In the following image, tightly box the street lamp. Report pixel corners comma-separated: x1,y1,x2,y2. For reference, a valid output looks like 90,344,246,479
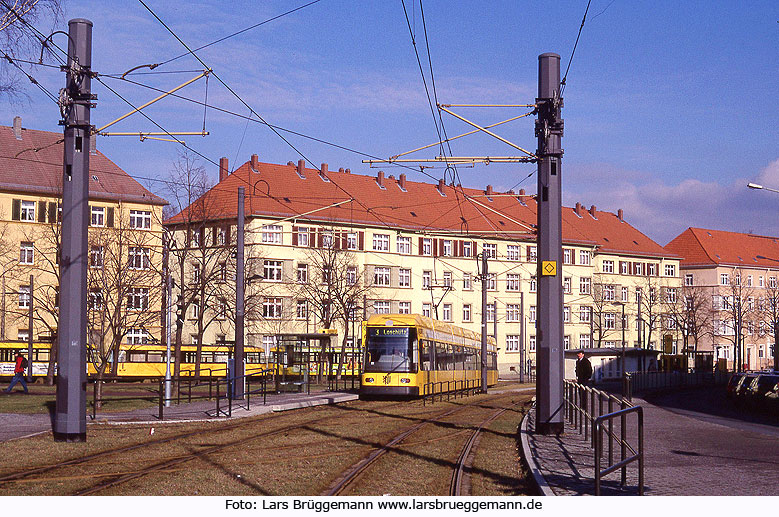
747,182,779,194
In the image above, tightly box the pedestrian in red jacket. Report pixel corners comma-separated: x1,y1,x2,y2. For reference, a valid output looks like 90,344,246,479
4,352,29,394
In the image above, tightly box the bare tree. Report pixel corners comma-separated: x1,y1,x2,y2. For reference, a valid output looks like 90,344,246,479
290,233,373,378
590,274,619,347
713,270,758,372
0,0,63,101
664,283,712,367
634,275,668,350
758,281,779,371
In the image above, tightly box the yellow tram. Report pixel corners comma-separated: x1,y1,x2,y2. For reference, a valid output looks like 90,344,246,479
360,314,498,397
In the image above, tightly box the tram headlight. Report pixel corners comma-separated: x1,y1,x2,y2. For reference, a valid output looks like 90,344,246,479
364,377,374,383
400,378,410,384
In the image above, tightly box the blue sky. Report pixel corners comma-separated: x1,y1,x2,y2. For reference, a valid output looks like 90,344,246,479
1,0,777,245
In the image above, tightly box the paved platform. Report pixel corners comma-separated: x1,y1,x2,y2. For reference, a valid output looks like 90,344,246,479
521,390,779,496
0,389,358,442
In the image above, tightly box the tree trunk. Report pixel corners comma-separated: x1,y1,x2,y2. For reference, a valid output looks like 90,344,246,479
336,329,349,380
110,340,119,376
46,334,57,386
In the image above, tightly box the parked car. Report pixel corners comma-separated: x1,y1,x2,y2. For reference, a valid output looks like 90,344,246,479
726,373,745,399
732,373,758,406
765,379,779,415
745,373,779,410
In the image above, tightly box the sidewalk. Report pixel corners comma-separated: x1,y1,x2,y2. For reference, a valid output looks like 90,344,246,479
521,392,779,496
0,388,358,442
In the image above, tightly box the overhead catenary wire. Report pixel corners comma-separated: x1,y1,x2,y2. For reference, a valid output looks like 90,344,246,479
560,0,592,97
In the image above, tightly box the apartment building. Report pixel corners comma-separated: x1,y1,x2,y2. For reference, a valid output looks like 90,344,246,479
166,156,681,375
665,227,779,370
0,118,167,364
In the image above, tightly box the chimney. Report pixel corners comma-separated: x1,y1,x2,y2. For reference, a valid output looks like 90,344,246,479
338,167,344,173
319,162,328,179
219,157,228,182
618,208,624,222
287,161,295,166
296,159,306,178
388,174,395,180
250,154,259,171
376,170,384,188
575,202,582,216
399,173,407,190
485,185,494,197
345,168,351,174
437,178,446,195
519,188,525,196
589,205,597,218
12,116,21,140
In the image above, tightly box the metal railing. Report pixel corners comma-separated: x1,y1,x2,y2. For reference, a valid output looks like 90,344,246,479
422,378,482,404
564,380,644,496
626,370,728,395
594,406,644,496
213,368,273,418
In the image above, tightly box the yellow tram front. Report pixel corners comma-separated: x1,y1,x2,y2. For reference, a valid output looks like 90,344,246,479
361,320,419,396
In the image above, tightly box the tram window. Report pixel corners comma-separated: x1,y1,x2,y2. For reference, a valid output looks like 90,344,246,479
420,340,431,371
147,353,163,362
365,327,415,373
464,349,477,370
214,352,229,363
0,349,15,361
201,352,215,363
35,350,49,362
129,352,146,362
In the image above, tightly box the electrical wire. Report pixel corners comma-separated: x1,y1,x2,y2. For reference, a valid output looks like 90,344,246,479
560,0,592,97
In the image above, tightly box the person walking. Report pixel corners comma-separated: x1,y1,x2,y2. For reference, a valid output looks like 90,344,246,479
575,351,593,385
4,352,29,394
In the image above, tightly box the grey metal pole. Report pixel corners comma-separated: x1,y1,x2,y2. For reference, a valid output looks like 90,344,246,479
164,274,172,407
481,252,488,393
519,292,525,383
535,52,564,435
54,18,93,442
27,275,33,382
234,187,245,399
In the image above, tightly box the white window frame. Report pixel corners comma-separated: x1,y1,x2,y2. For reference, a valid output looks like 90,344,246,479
399,268,411,287
263,260,283,282
20,200,35,222
373,266,391,286
90,206,105,227
462,304,472,322
129,210,151,229
262,224,283,244
602,260,614,274
128,247,150,270
398,301,411,314
374,300,391,314
579,250,591,265
396,235,411,254
373,233,390,251
263,297,283,319
507,245,521,261
19,241,34,265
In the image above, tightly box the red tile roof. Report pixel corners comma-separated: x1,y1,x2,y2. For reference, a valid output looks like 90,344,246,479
0,124,167,205
166,159,674,259
665,227,779,268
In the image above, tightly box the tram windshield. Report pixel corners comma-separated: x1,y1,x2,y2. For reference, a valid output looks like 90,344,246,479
365,326,416,373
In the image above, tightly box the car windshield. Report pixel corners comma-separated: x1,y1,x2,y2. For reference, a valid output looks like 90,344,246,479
365,326,415,373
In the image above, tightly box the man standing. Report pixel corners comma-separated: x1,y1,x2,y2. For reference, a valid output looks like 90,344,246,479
575,351,593,386
4,352,29,394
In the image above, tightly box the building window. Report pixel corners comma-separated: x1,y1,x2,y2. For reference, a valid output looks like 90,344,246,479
216,227,227,246
648,263,657,276
720,273,729,286
422,270,432,289
564,335,571,349
191,262,201,285
263,297,283,319
397,235,411,254
604,313,616,330
20,200,35,221
507,273,521,291
90,246,104,268
530,277,537,292
373,233,389,251
346,232,358,250
442,303,452,321
263,260,283,281
190,230,201,248
216,299,227,320
296,300,307,319
90,206,105,227
219,262,227,283
563,305,570,323
529,305,536,323
665,264,676,277
443,240,452,256
602,260,614,274
374,300,391,314
462,241,472,257
747,275,753,287
483,243,496,258
487,273,496,291
579,250,591,265
127,287,149,311
507,245,521,261
621,286,628,302
422,303,431,318
603,284,615,301
506,335,519,352
374,267,391,286
398,301,411,314
126,328,149,345
129,210,151,229
579,305,591,323
399,268,411,287
563,277,572,294
770,277,777,289
88,288,103,310
19,241,33,265
506,304,520,322
528,246,537,262
634,263,644,276
579,334,591,348
463,304,471,322
347,266,357,285
422,238,432,256
487,303,495,323
621,262,629,275
19,285,31,309
580,277,591,294
667,287,677,303
262,225,283,244
463,273,472,290
443,271,452,287
529,335,536,351
296,227,309,247
759,276,765,288
563,248,573,265
297,263,308,283
128,247,150,270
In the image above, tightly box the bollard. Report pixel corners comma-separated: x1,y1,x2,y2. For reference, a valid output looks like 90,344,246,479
620,398,627,486
158,379,164,420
